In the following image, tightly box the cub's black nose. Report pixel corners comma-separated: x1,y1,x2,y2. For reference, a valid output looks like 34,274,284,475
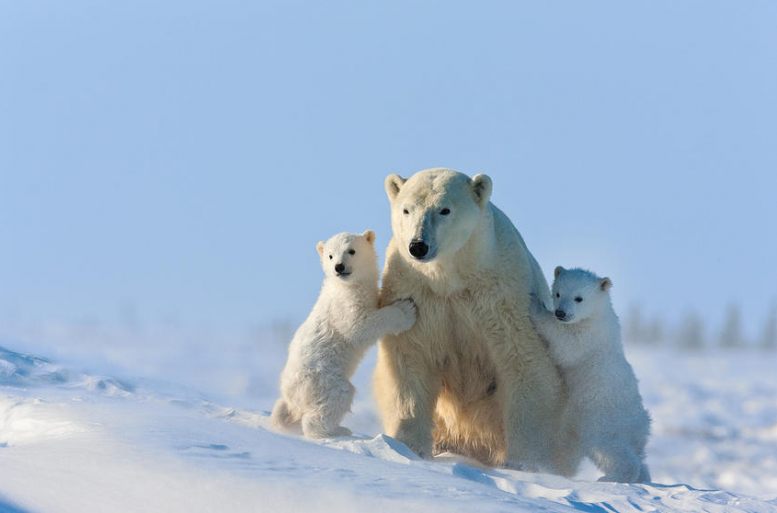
408,241,429,259
334,263,345,274
555,309,566,320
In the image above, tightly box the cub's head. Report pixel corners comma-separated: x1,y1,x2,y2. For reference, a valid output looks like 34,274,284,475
385,168,492,263
316,230,378,283
551,266,613,324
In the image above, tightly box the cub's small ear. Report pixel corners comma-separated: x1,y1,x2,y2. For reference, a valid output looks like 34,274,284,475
554,266,565,279
385,174,407,202
316,241,325,256
363,229,376,245
471,173,493,207
600,277,613,292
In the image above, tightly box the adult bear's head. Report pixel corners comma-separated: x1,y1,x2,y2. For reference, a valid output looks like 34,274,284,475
385,168,492,263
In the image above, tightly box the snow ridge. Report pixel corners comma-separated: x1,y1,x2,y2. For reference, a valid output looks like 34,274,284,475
1,345,776,512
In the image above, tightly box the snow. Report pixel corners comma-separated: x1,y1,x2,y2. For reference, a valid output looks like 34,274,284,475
1,328,777,512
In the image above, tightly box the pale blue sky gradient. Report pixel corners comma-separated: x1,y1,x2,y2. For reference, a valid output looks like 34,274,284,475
1,1,776,336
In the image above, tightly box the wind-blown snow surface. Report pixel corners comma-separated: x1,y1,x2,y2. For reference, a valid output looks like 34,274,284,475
1,328,776,512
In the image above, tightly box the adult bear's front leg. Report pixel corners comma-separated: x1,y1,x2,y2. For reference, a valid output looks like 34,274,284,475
373,333,441,459
481,298,566,474
499,352,564,473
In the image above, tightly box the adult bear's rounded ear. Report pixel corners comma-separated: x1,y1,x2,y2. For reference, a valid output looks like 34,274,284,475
316,241,325,256
554,266,565,279
385,174,406,203
362,229,376,245
471,174,492,208
600,277,613,292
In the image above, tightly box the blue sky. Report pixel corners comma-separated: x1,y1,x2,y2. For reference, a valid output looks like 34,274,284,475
1,1,776,337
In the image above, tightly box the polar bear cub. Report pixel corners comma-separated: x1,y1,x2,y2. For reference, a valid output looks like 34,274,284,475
529,266,651,483
271,230,417,438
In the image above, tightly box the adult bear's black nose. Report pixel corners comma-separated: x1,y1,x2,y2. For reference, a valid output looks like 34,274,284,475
408,240,429,259
334,263,345,274
555,309,566,320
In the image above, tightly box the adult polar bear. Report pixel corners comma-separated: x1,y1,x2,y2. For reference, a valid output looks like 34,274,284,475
374,168,567,472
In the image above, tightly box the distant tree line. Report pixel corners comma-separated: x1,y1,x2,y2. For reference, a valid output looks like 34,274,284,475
623,303,777,351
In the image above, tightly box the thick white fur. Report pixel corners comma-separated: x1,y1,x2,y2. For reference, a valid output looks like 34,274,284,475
272,230,417,438
374,168,566,472
530,267,651,483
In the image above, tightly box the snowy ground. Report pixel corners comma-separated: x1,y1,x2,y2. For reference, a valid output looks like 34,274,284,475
1,323,777,512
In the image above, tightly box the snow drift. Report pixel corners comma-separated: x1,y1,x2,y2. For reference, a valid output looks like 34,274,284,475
1,334,776,512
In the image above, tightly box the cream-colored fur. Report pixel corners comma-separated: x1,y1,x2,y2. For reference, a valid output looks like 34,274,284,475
272,230,416,439
530,266,651,483
373,168,567,472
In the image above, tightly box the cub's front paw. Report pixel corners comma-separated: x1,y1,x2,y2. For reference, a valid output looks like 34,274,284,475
388,299,417,334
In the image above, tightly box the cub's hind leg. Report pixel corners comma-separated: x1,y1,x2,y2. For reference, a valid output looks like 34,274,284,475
271,398,299,430
301,378,355,438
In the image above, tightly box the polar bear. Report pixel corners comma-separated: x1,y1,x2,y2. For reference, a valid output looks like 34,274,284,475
271,230,417,438
529,266,651,483
373,168,567,472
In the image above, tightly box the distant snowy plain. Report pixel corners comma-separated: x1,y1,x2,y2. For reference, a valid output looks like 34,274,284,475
1,323,776,512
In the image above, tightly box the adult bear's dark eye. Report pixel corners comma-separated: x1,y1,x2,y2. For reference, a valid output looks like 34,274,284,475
556,293,560,298
329,255,333,260
575,297,583,303
440,208,451,215
348,249,355,255
403,209,409,215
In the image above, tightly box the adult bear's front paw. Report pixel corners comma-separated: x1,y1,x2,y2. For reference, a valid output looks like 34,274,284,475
395,419,433,459
401,438,433,460
502,459,539,473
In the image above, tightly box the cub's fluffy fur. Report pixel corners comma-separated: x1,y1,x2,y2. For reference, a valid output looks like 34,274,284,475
272,230,416,438
530,266,651,483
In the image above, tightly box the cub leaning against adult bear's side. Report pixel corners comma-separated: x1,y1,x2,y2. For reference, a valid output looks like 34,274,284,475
272,230,417,439
374,168,572,474
530,266,651,483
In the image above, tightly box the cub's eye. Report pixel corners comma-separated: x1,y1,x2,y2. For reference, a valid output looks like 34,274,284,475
440,208,451,215
575,297,583,303
348,249,355,255
329,255,333,260
403,209,409,215
556,293,560,298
